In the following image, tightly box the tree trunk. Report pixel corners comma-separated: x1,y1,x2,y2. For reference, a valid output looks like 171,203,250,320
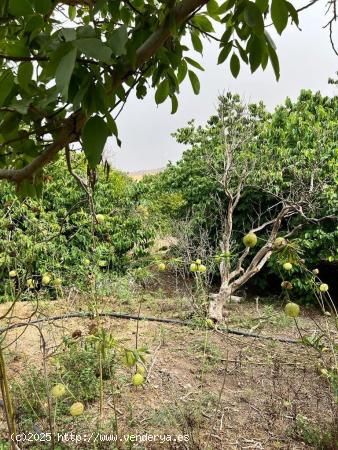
208,284,233,321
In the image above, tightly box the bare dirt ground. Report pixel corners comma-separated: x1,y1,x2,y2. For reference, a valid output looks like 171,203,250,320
0,291,337,450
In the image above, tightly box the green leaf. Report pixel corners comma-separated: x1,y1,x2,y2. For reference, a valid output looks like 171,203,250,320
177,60,188,83
286,1,299,25
255,0,269,13
191,15,214,33
207,0,219,15
61,28,76,42
191,31,203,54
0,70,14,107
171,95,178,114
1,42,29,57
107,26,128,56
217,42,232,64
230,53,240,78
55,47,77,100
82,115,109,168
267,44,280,80
188,70,200,95
185,57,204,71
68,5,76,20
243,2,264,35
17,62,33,91
248,35,264,72
8,0,33,16
155,79,169,105
74,38,112,64
33,0,51,14
271,0,288,35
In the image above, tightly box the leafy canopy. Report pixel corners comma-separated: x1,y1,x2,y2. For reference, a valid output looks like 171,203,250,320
0,0,315,190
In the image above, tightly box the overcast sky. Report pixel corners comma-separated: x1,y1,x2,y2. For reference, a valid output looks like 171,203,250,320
109,2,338,172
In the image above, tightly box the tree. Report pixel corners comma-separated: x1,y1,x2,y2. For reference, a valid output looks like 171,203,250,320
145,92,337,321
0,0,337,191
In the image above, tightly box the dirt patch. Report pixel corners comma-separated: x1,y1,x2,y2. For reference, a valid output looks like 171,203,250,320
0,298,337,449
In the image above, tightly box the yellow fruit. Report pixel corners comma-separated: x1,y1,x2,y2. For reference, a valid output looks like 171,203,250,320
319,283,329,292
9,270,17,278
198,264,207,273
132,373,144,386
312,268,319,275
98,260,108,267
95,214,105,223
54,278,62,287
69,402,84,416
243,233,257,248
283,262,293,271
84,258,90,266
26,278,35,289
205,318,214,328
190,263,197,272
284,302,300,318
195,259,202,265
158,263,166,271
51,384,66,399
136,365,146,376
42,275,51,285
274,237,286,248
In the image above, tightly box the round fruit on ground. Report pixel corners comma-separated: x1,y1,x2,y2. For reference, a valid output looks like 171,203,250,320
284,302,300,318
319,283,329,292
195,259,202,265
51,384,66,399
9,270,17,278
205,318,214,328
70,402,84,416
95,214,105,223
243,233,257,248
158,263,166,271
198,264,207,273
283,262,293,271
132,373,144,386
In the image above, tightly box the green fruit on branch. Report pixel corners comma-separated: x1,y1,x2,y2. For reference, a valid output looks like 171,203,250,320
95,214,105,223
284,302,300,318
190,263,197,272
319,283,329,292
283,262,293,271
51,384,66,399
54,278,62,287
312,268,319,275
132,373,145,386
9,270,17,278
243,233,257,248
205,318,214,328
274,237,286,249
26,279,35,289
158,263,166,271
70,402,84,416
42,275,51,285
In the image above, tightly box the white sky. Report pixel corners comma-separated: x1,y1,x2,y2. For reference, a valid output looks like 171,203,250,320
110,2,338,172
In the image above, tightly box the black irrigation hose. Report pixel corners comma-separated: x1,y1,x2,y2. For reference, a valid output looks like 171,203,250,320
0,311,300,344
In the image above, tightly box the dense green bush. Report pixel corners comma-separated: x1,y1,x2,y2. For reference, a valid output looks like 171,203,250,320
0,156,154,301
140,91,337,300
